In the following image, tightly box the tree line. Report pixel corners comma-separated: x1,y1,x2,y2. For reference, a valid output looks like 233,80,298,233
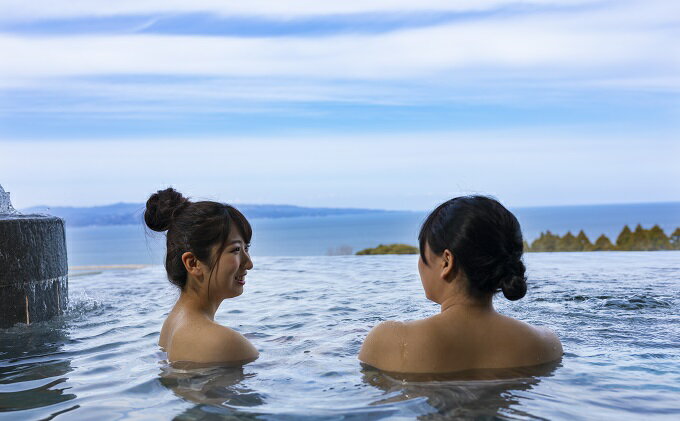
356,244,419,255
526,224,680,252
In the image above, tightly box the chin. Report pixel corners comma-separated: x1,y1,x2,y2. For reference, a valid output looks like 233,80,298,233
224,289,244,299
423,290,437,303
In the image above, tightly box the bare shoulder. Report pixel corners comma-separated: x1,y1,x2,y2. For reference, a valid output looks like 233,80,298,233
485,314,563,366
508,316,563,362
169,322,259,364
358,320,408,372
534,325,563,360
202,323,260,362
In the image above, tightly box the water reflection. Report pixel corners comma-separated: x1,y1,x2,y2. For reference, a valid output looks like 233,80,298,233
362,361,561,419
0,320,77,415
173,406,264,421
159,361,266,417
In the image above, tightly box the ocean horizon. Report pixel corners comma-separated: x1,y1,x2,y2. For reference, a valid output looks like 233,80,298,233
64,201,680,266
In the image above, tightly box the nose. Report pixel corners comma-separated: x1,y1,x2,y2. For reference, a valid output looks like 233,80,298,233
243,250,254,270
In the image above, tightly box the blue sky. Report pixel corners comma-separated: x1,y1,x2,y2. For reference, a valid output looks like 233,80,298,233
0,0,678,210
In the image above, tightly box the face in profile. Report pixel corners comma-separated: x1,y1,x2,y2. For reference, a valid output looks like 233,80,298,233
207,231,253,300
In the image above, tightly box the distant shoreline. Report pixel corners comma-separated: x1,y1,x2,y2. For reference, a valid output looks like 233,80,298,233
69,264,150,271
22,203,396,227
22,201,680,228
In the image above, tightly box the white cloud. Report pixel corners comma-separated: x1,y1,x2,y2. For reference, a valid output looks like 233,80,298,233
0,15,675,81
0,77,416,114
0,0,598,21
1,1,676,210
0,0,677,111
2,131,678,209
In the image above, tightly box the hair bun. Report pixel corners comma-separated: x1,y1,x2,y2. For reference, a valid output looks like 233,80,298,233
144,188,189,232
500,259,527,301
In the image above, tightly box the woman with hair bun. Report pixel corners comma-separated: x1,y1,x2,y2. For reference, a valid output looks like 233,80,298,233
359,196,562,374
145,188,258,364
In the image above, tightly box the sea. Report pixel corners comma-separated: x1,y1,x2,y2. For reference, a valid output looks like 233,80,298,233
65,202,680,266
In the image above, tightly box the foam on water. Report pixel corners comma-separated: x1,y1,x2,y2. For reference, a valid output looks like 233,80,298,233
0,184,17,216
1,252,679,419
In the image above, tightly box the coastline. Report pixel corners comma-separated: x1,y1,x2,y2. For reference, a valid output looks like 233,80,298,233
69,264,151,271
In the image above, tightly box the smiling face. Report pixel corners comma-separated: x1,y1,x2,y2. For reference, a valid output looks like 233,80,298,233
207,230,253,300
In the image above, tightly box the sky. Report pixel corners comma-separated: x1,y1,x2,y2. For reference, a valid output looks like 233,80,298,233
0,0,678,210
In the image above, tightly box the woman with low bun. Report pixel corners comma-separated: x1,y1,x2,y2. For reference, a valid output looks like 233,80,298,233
145,188,258,364
359,196,562,374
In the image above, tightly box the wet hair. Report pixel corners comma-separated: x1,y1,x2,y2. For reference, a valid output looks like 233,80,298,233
144,188,252,290
418,196,527,301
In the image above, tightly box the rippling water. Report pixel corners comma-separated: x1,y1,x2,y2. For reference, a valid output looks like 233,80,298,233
1,252,679,420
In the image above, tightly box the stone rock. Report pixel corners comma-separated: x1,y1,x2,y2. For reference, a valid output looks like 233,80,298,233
0,186,68,328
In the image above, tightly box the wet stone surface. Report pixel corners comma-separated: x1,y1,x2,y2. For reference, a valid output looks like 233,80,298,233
0,186,68,328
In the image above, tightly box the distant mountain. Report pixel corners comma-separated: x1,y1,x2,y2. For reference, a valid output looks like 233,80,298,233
21,203,389,227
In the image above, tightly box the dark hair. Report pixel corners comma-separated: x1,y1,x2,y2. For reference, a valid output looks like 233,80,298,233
418,196,527,301
144,188,252,290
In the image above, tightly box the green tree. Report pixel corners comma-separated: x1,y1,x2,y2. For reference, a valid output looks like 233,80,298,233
648,225,671,250
671,227,680,250
356,243,419,255
531,231,560,252
632,224,651,250
616,225,633,250
576,230,593,251
523,240,531,252
558,231,579,251
593,234,614,251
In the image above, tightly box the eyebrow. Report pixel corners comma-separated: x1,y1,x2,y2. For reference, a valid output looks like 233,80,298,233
227,240,244,245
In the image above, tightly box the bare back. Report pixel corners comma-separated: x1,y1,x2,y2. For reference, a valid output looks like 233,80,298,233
359,307,562,374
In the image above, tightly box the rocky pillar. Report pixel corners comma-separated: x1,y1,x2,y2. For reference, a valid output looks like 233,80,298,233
0,185,68,328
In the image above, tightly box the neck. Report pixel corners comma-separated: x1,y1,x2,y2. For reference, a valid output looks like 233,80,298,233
177,287,220,320
439,293,494,314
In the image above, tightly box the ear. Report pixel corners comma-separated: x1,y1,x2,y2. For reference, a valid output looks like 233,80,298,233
181,252,204,279
440,249,455,281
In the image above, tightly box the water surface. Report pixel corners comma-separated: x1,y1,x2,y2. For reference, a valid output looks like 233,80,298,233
1,252,679,419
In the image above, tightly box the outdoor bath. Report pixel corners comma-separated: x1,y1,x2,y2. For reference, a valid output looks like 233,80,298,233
1,252,678,419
